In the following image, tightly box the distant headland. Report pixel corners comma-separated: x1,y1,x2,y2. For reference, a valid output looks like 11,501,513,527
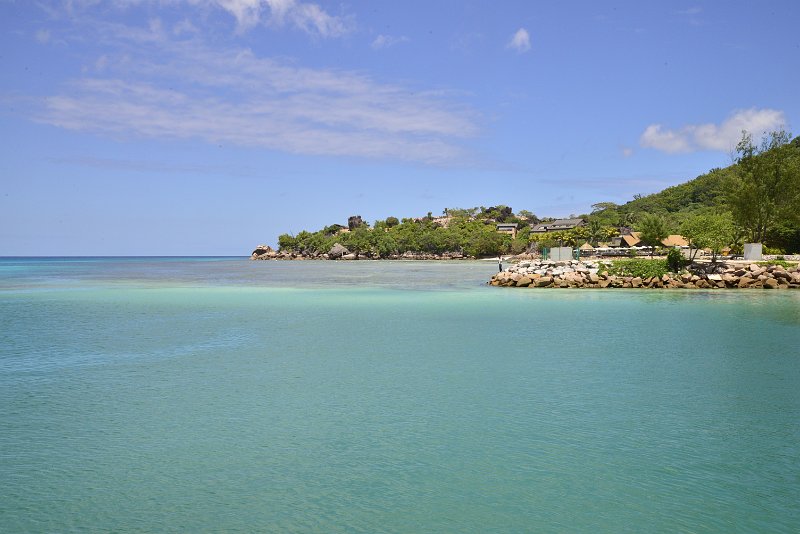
253,131,800,263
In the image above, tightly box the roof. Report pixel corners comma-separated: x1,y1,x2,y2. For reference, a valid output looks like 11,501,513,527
531,218,586,232
621,234,641,247
579,242,594,250
662,234,689,247
496,222,518,228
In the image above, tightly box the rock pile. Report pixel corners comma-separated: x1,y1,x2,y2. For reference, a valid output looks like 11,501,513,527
489,260,800,289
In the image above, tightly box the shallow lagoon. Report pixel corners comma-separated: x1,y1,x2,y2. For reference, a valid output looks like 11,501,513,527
2,258,799,532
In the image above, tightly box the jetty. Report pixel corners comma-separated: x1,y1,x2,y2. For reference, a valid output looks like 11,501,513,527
490,259,800,289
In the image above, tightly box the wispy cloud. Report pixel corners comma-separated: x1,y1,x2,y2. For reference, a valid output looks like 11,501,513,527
33,19,479,164
506,28,531,53
35,29,51,44
63,0,355,37
371,34,409,50
639,108,786,153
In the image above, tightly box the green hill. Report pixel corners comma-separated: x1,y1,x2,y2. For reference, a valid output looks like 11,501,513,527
588,133,800,252
270,132,800,257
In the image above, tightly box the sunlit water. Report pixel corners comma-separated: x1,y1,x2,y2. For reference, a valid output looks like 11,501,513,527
2,257,799,532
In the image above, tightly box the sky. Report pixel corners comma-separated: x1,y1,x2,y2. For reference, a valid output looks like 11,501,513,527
1,0,799,255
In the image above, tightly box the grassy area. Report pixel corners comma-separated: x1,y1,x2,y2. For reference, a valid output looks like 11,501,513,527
757,260,799,268
606,258,669,278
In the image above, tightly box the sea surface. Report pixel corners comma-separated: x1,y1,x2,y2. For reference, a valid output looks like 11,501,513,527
1,257,799,533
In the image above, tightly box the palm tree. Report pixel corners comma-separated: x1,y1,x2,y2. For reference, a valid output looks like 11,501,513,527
587,219,603,246
638,214,669,258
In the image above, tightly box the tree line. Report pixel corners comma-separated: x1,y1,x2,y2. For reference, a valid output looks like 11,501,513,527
277,131,800,257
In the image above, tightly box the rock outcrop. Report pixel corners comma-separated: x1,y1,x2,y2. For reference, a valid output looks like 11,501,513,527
251,245,276,259
489,260,800,290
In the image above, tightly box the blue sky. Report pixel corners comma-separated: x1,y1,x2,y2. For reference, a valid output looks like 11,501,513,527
1,0,798,255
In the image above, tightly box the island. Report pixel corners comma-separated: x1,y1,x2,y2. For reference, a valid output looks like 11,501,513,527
251,130,800,291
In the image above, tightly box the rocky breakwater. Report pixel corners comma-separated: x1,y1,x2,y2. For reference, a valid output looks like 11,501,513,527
489,260,800,289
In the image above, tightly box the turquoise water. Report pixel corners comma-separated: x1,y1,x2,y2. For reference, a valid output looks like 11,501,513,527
2,258,799,532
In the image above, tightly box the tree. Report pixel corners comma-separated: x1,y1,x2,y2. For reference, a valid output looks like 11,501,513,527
591,202,619,213
277,233,297,251
728,130,800,243
517,210,538,223
680,212,735,261
345,225,372,256
587,219,604,246
622,211,638,227
638,214,669,258
385,216,399,228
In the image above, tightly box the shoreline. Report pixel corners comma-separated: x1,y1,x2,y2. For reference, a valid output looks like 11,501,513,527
490,259,800,290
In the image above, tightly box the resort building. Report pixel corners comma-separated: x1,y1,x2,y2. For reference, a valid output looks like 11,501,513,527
496,223,519,239
531,218,587,233
609,232,689,248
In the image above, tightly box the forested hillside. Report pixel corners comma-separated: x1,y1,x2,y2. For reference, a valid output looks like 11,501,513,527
273,131,800,257
589,132,800,253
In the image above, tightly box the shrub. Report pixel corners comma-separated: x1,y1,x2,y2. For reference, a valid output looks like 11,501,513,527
757,260,798,269
666,248,686,272
608,259,669,279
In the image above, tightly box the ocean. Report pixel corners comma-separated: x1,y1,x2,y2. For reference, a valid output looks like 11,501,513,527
1,257,799,532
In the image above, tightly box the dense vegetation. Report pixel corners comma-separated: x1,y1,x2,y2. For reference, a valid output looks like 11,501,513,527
278,208,519,258
277,131,800,257
589,131,800,253
606,259,670,279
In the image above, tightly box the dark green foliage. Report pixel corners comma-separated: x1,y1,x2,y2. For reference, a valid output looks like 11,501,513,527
273,130,800,256
666,248,686,273
277,234,297,250
588,130,800,252
607,259,669,279
727,130,800,243
638,214,669,257
277,214,513,257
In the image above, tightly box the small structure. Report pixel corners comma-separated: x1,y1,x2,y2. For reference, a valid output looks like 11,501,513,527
548,246,574,261
579,242,595,254
496,222,519,239
609,232,689,249
610,233,641,248
661,235,689,247
531,218,586,233
744,243,763,261
328,243,350,259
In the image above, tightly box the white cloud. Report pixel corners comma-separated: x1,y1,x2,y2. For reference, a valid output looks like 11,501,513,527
371,34,409,50
621,146,634,158
506,28,531,53
640,124,692,153
209,0,354,36
214,0,263,29
35,25,478,164
62,0,355,37
639,108,786,153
